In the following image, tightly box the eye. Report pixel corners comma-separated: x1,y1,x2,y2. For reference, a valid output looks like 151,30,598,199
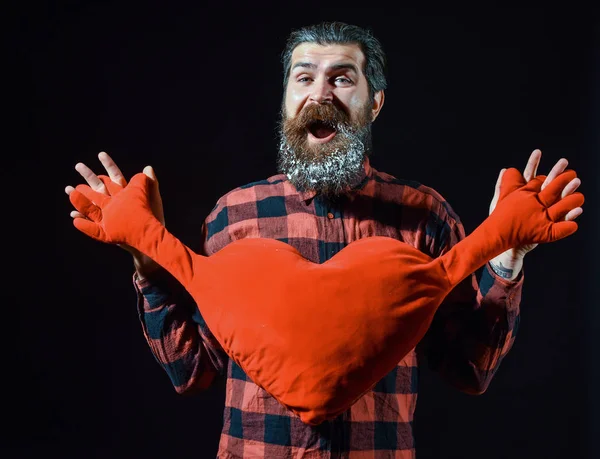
297,76,313,83
334,77,353,86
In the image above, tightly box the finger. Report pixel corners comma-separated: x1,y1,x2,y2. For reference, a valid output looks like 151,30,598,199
75,162,108,194
67,185,89,219
69,188,103,223
98,175,124,195
565,207,583,221
98,151,128,186
541,158,568,190
73,217,106,241
522,175,546,193
538,170,578,206
547,191,585,221
561,177,581,199
549,221,579,241
523,149,542,181
499,168,526,201
75,183,110,207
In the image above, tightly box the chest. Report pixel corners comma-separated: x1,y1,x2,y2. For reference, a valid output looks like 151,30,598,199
226,196,433,263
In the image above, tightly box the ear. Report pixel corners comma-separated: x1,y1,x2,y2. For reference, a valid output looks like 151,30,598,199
371,90,385,121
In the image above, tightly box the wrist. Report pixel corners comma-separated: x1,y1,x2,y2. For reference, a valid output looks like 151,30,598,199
133,256,162,282
489,252,524,281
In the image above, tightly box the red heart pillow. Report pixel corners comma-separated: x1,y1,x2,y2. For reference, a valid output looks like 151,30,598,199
69,168,583,425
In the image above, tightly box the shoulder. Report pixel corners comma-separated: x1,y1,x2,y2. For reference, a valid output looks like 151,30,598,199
371,168,462,226
204,173,289,236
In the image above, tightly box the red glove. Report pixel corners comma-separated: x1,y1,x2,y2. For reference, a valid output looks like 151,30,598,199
441,167,582,285
69,167,583,425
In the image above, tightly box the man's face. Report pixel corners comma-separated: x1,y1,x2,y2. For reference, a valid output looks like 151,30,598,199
277,43,384,197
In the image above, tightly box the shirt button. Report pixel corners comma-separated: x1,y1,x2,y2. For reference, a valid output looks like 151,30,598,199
327,212,334,219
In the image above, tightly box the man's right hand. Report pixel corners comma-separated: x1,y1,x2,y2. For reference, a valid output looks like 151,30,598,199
65,151,165,281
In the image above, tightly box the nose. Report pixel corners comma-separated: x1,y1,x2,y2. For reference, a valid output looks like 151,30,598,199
308,77,333,104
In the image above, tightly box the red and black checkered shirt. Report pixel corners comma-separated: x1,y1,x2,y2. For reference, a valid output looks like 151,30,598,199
135,158,522,458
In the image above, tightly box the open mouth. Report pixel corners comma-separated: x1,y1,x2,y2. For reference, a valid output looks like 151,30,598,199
307,120,337,143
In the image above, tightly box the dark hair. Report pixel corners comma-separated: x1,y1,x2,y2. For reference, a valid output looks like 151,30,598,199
281,21,387,98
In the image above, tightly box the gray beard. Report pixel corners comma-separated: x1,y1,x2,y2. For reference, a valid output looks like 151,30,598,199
277,123,371,198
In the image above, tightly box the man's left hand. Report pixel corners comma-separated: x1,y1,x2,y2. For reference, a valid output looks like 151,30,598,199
487,148,583,280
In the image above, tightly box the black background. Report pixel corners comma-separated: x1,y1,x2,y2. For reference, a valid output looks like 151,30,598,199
4,3,599,458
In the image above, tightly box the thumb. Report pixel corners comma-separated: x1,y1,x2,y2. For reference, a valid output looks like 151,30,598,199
143,165,161,193
143,165,160,194
143,165,165,224
494,168,505,195
143,165,157,182
489,168,505,214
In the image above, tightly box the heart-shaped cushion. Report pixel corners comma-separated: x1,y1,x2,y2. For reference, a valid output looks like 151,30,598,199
69,168,583,425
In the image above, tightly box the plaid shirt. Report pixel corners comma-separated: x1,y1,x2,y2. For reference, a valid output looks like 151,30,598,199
135,158,522,458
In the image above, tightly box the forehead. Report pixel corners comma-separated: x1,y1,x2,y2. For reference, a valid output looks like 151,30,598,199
290,43,365,72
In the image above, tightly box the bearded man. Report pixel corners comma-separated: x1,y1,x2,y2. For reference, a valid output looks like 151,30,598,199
65,21,582,458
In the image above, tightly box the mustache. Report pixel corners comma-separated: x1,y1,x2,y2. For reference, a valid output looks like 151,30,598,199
285,102,351,132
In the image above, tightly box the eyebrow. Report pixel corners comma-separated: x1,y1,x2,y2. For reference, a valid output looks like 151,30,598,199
291,62,359,74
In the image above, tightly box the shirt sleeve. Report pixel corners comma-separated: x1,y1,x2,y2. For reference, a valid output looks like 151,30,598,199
418,205,523,395
134,219,229,394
